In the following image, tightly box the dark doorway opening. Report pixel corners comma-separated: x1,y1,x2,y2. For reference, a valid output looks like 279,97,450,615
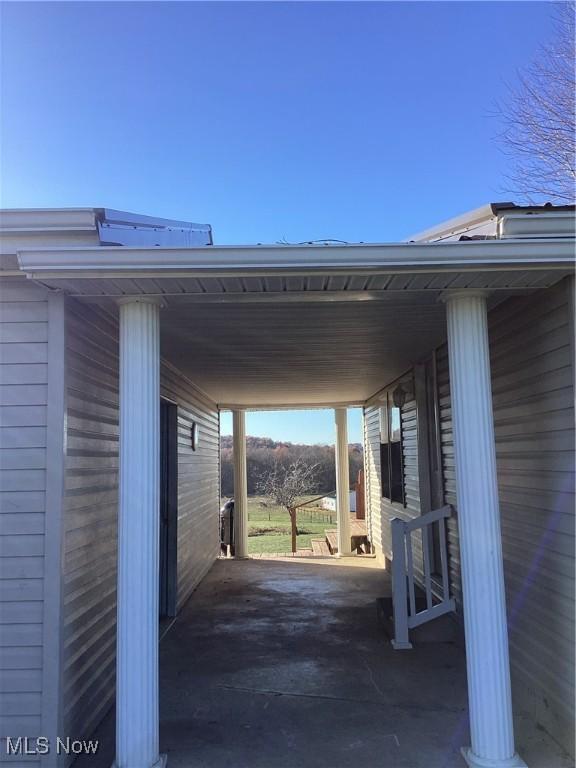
160,400,178,618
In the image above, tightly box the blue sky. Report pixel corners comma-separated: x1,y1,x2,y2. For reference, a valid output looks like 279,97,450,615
0,1,556,443
220,408,363,443
1,1,555,243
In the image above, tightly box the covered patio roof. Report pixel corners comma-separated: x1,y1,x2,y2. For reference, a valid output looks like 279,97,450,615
16,237,574,408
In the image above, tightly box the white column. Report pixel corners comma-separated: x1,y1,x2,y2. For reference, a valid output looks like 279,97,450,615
233,410,249,558
334,408,352,556
443,290,525,768
115,298,166,768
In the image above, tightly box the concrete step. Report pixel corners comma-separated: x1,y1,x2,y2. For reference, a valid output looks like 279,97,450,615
311,538,331,556
376,596,460,646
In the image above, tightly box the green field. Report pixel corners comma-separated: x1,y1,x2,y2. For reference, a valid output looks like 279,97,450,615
241,496,335,554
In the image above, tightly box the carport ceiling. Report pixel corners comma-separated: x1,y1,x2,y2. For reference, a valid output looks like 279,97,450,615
159,294,446,407
18,239,573,407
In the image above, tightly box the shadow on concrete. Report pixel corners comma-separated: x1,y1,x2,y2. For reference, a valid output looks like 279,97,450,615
75,557,572,768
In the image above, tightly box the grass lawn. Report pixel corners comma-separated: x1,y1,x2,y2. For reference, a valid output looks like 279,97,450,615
241,495,336,554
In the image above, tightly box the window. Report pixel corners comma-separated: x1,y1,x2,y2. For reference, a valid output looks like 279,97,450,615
379,393,405,505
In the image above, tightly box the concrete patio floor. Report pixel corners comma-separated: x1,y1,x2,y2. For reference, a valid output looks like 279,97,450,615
77,557,572,768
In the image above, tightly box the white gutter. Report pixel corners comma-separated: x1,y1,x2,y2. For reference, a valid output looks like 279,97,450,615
498,212,576,239
0,208,97,232
16,239,575,278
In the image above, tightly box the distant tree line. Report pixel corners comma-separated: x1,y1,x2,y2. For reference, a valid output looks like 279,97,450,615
220,435,363,497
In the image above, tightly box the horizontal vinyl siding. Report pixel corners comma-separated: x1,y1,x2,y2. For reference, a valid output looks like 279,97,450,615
159,365,220,611
438,278,575,752
400,394,425,581
62,301,119,751
61,298,220,758
363,389,422,574
0,280,48,767
363,406,383,555
436,345,463,609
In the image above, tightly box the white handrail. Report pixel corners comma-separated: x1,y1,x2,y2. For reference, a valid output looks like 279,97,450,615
390,505,455,649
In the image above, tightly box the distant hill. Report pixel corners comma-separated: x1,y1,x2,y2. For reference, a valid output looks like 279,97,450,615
220,435,363,452
220,435,363,497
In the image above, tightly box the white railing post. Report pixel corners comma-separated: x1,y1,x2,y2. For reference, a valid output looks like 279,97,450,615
438,515,450,603
391,517,412,650
390,506,455,644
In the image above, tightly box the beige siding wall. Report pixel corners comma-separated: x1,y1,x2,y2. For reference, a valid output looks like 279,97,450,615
436,344,463,608
161,363,220,611
62,300,119,746
61,298,220,757
438,279,575,752
364,278,575,753
363,404,383,556
0,280,49,768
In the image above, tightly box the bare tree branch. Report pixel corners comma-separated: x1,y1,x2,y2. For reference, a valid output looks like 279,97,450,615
496,2,575,203
257,458,320,553
257,458,319,511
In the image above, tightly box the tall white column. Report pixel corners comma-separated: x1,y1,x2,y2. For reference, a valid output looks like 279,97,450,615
334,408,352,556
443,290,525,768
233,410,249,558
115,298,166,768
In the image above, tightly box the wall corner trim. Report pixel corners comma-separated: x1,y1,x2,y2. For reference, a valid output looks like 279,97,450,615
41,291,67,766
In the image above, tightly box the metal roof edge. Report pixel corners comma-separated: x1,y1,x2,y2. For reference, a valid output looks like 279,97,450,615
406,202,576,243
0,208,213,244
405,203,511,243
98,208,212,232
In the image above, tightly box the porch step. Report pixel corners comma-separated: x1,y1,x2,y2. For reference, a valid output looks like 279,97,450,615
325,530,338,554
311,538,331,556
376,596,460,646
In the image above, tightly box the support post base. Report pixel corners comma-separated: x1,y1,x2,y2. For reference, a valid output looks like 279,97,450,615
461,747,527,768
391,639,413,650
112,753,167,768
334,552,355,558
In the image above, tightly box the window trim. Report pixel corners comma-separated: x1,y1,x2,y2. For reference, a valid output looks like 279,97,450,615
379,391,406,507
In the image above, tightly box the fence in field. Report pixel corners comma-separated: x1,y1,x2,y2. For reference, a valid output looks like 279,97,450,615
247,502,334,525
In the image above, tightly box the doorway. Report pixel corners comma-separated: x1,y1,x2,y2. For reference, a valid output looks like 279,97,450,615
160,400,178,618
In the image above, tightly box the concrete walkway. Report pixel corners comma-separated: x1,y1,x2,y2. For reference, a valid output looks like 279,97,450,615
78,557,572,768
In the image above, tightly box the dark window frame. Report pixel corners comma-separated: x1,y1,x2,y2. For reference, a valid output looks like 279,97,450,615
379,392,405,506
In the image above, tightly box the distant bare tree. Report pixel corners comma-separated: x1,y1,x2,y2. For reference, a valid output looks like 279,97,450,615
497,2,575,202
257,458,319,553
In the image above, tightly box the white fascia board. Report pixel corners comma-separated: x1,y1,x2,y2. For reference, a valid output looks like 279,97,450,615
16,239,575,277
218,400,366,411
